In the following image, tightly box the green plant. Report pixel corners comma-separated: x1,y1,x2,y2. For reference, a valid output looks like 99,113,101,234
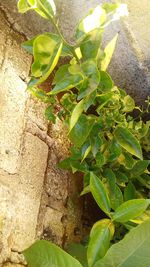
18,0,150,266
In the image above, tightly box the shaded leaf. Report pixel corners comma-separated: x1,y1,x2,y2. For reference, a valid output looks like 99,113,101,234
90,172,111,214
69,115,95,147
124,182,136,201
70,99,85,131
67,243,88,267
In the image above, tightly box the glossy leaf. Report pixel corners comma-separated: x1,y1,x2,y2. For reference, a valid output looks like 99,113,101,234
113,199,150,223
90,172,111,214
87,219,114,267
114,126,143,160
30,33,62,85
101,34,118,71
69,115,95,147
81,143,91,162
70,99,85,131
23,240,82,267
118,152,135,169
94,220,150,267
22,37,35,54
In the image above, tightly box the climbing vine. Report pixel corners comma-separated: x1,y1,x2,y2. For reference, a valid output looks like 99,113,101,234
18,1,150,266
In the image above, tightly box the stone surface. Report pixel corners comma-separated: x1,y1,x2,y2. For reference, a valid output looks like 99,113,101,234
0,9,31,174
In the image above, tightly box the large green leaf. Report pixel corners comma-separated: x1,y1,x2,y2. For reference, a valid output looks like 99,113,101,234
69,115,95,147
30,33,62,85
23,240,82,267
113,199,150,223
18,0,31,13
90,172,111,214
114,126,143,160
87,219,114,267
94,220,150,267
101,34,118,71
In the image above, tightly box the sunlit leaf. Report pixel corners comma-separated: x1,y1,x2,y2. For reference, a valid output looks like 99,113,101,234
114,126,143,160
113,199,150,223
101,34,118,71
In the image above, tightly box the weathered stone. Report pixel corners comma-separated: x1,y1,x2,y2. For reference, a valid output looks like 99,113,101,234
0,10,31,174
12,133,48,251
43,207,64,245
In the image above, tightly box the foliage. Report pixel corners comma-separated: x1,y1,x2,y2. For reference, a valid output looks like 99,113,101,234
18,0,150,266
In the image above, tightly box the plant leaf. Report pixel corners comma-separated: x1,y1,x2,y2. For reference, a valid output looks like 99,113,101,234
70,99,85,131
114,126,143,160
131,160,150,177
23,240,82,267
30,33,62,85
94,220,150,267
124,182,136,201
67,243,88,267
113,199,150,223
87,219,114,267
69,115,95,147
101,34,118,71
90,172,111,214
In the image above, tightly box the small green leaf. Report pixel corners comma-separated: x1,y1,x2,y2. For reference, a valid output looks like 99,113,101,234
51,72,84,94
118,152,135,169
45,106,56,123
18,0,31,13
131,160,150,177
36,0,56,18
69,115,95,147
70,99,85,131
99,71,114,92
81,144,91,162
122,95,135,112
23,240,82,267
87,219,114,267
124,182,136,201
113,199,150,223
90,172,111,214
114,126,143,160
94,220,150,267
80,185,90,196
101,34,118,71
